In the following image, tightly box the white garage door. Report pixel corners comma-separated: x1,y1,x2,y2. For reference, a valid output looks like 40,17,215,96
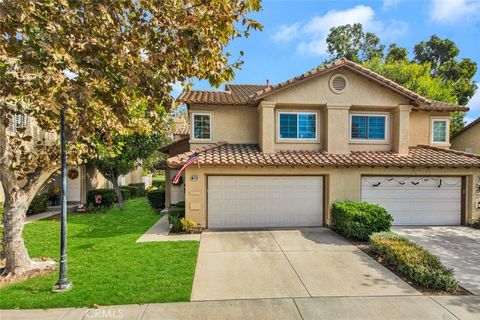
362,176,462,226
208,176,323,229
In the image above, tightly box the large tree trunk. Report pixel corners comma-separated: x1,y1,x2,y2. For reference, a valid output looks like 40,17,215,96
111,175,124,212
2,190,32,275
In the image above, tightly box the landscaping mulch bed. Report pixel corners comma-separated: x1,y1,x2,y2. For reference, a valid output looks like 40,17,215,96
352,240,472,296
0,258,56,287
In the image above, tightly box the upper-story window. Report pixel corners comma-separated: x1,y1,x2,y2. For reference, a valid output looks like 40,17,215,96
192,113,211,140
432,119,448,143
8,113,29,132
279,112,317,140
350,114,387,141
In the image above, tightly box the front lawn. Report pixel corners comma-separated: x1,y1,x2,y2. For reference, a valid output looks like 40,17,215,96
0,198,199,309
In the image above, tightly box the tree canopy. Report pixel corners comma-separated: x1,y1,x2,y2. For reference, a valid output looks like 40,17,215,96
324,24,477,133
0,0,262,275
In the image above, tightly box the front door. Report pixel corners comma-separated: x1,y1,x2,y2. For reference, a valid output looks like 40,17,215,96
67,167,81,202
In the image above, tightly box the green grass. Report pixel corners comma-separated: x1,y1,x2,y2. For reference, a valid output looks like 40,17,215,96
0,198,199,309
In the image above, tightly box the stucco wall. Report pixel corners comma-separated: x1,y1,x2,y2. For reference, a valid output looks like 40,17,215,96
266,69,410,107
184,165,480,228
409,111,451,148
189,105,258,147
451,124,480,154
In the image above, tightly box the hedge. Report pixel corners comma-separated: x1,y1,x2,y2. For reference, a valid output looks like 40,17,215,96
331,201,392,240
27,193,50,215
152,179,165,189
128,183,146,197
173,201,185,208
370,232,458,291
119,188,131,201
146,189,165,211
87,189,116,208
471,218,480,230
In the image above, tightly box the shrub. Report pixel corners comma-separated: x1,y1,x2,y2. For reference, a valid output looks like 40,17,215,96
169,206,185,233
146,189,165,211
470,218,480,230
119,188,131,201
370,232,458,291
331,201,392,240
152,179,165,189
128,183,146,196
0,202,4,258
27,194,50,215
87,189,116,208
180,218,196,233
173,201,185,208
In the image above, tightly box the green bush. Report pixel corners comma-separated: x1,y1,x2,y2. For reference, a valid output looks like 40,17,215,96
119,188,131,201
146,189,165,211
173,201,185,208
152,179,165,189
331,201,392,240
27,194,50,215
168,206,185,233
370,232,458,291
470,218,480,229
0,202,4,258
128,183,146,196
87,189,116,208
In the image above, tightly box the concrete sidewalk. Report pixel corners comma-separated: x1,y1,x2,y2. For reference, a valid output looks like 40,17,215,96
1,296,479,320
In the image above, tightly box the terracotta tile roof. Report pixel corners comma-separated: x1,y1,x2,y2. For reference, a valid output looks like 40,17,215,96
451,117,480,139
166,143,480,169
174,124,189,136
177,84,265,106
177,58,467,112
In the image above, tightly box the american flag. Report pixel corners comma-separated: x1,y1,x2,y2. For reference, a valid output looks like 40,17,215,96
172,152,198,185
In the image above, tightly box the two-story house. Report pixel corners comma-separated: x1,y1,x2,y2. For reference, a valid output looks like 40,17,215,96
163,58,480,229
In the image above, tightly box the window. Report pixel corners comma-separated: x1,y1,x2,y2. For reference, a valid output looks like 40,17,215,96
8,113,29,132
192,113,211,140
279,112,317,140
350,114,387,141
432,119,448,143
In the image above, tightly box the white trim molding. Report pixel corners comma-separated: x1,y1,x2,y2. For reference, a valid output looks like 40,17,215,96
191,112,212,141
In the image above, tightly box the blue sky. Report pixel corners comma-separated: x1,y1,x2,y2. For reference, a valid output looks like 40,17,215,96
177,0,480,123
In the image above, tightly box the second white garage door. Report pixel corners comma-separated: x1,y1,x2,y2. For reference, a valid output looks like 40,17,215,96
362,176,462,225
208,176,323,229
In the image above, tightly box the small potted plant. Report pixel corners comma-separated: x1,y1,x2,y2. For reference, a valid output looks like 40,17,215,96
50,187,61,206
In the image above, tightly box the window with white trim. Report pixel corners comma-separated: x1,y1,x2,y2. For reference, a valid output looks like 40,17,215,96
279,112,317,140
192,113,211,140
350,114,387,141
432,119,448,143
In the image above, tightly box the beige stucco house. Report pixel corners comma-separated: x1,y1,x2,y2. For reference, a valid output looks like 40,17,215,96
162,58,480,229
0,114,144,204
451,117,480,155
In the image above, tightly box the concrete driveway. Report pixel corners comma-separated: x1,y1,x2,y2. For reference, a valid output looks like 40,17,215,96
395,226,480,295
191,228,418,301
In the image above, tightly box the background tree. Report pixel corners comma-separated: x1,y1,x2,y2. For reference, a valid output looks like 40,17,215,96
326,23,384,62
324,25,477,133
385,44,408,63
92,134,164,211
414,35,477,106
0,0,261,276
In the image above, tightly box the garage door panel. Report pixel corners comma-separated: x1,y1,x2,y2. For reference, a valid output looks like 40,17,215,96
362,176,461,226
208,176,323,229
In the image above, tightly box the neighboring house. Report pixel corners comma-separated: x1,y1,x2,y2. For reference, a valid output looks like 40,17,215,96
161,58,480,229
451,117,480,154
0,113,144,204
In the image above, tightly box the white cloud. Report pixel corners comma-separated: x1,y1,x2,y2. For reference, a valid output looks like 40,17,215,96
430,0,480,23
271,23,300,43
466,90,480,121
383,0,401,10
273,5,408,57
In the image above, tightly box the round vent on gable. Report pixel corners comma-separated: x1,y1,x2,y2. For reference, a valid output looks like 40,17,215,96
329,74,348,94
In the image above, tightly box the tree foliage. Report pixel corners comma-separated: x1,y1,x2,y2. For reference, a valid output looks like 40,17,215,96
325,25,477,133
0,0,262,275
326,23,384,62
